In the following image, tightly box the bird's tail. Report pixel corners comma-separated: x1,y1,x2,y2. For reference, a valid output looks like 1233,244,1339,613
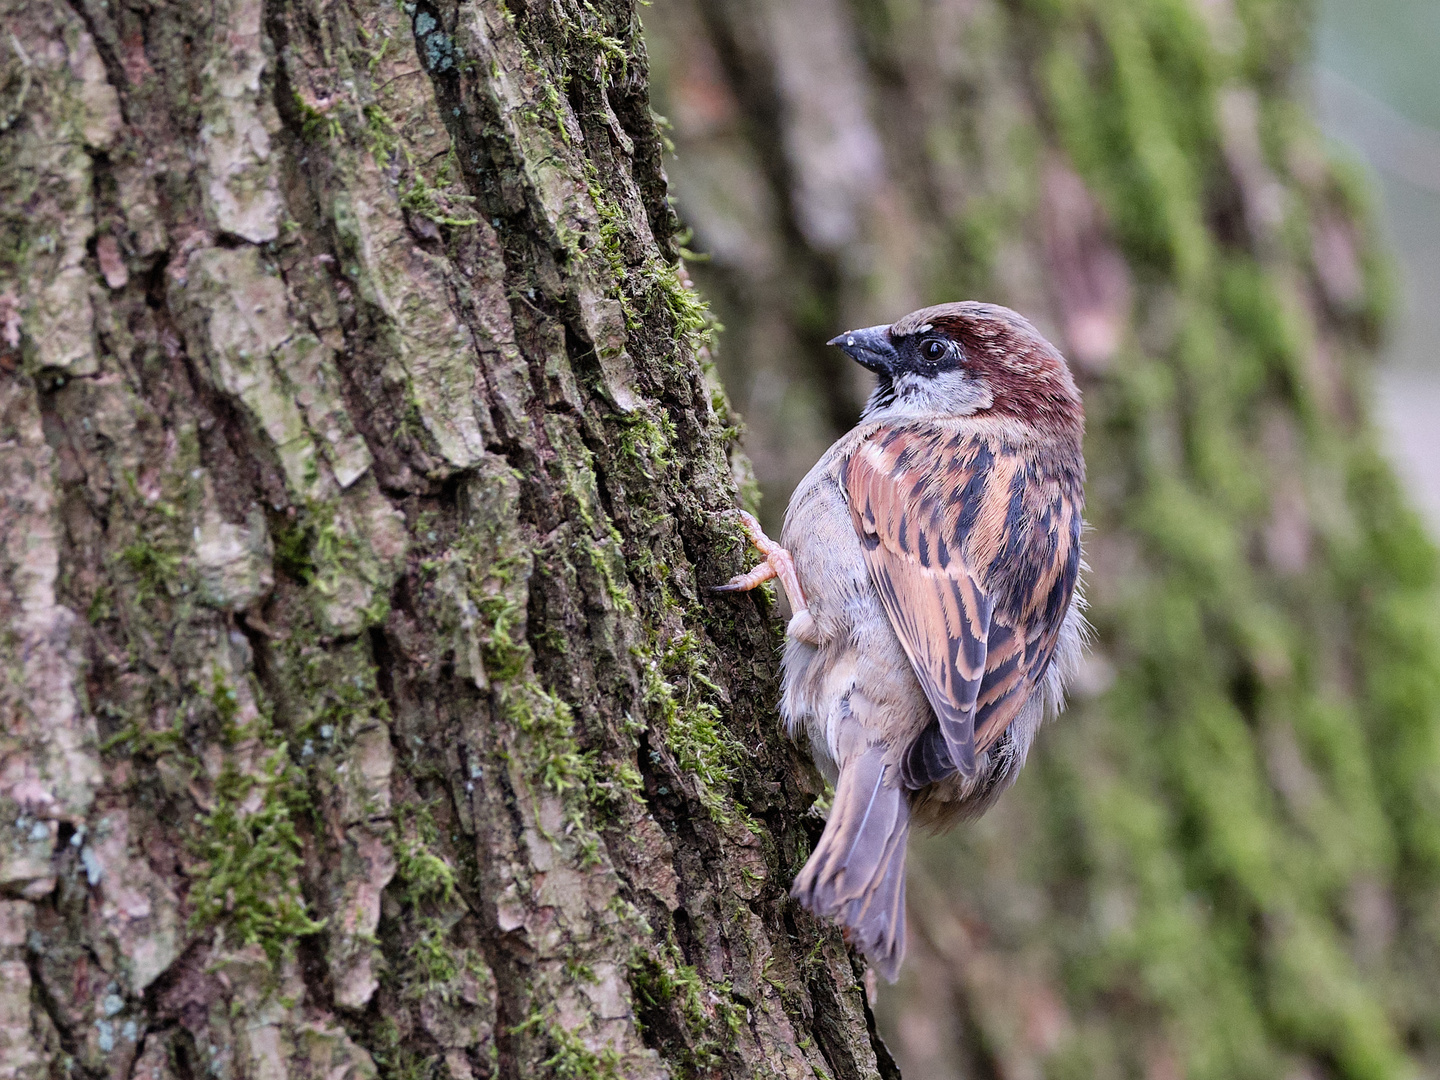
791,746,910,981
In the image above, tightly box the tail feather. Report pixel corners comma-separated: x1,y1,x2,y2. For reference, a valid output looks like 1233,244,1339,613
849,826,908,982
791,747,910,981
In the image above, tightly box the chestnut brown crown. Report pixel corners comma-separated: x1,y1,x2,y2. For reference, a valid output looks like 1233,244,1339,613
829,301,1083,438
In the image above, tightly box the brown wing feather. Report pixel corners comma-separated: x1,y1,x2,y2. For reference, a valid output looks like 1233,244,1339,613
843,425,1081,782
843,430,992,778
973,489,1080,751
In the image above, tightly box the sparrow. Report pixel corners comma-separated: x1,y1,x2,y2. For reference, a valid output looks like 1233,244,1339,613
717,302,1087,981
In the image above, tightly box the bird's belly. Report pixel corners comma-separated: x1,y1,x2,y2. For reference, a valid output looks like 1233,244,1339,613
777,465,933,778
780,462,872,641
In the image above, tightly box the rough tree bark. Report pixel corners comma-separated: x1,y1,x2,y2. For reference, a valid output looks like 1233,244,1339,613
0,2,896,1079
646,1,1440,1078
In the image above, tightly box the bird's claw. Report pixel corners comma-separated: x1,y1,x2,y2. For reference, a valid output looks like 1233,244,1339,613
713,511,816,641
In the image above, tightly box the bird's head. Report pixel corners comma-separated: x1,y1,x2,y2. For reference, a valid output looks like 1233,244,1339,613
830,302,1082,437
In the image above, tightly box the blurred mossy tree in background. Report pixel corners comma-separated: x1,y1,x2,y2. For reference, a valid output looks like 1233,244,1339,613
1316,0,1440,527
0,1,899,1076
647,0,1440,1076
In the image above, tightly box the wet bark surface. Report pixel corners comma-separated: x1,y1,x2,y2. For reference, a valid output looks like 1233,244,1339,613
0,1,898,1078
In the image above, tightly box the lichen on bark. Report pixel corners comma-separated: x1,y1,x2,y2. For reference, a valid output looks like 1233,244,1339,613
0,1,896,1079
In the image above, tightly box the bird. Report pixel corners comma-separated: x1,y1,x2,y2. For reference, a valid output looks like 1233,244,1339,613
716,301,1087,981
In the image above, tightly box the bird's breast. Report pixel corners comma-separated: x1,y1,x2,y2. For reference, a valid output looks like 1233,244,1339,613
781,445,875,639
778,436,938,772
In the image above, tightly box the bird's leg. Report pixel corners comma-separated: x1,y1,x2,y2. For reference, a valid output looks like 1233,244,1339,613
714,511,819,644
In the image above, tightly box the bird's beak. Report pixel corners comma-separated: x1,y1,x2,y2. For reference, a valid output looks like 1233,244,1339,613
828,325,899,374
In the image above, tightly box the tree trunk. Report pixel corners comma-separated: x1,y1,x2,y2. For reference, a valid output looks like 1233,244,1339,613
0,2,895,1079
646,1,1440,1078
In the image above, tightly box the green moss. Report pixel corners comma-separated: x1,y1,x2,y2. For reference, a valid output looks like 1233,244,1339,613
511,1010,624,1080
1345,449,1440,879
363,98,479,227
294,91,344,142
578,144,719,356
210,671,249,743
650,261,717,356
99,710,184,758
630,951,699,1019
398,148,480,227
402,917,461,990
617,411,676,482
583,172,638,320
540,1027,623,1080
393,808,458,908
368,1018,445,1080
499,684,593,799
172,594,392,971
383,805,495,1001
636,631,752,827
628,946,746,1076
579,532,638,617
362,103,401,162
268,499,398,633
273,518,318,585
117,539,183,604
310,507,360,594
86,583,113,624
188,749,325,961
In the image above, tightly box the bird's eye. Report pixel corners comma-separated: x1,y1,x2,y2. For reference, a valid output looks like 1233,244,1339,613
922,339,947,362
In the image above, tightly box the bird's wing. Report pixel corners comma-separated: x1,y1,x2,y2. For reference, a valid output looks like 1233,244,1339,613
843,424,1081,782
841,426,1002,779
970,462,1082,758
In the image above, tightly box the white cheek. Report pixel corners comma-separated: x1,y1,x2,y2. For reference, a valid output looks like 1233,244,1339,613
885,370,992,418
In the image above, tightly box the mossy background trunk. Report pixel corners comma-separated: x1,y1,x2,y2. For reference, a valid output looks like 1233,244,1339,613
645,0,1440,1078
0,2,897,1079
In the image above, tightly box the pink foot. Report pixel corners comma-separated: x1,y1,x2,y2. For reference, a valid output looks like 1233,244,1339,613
714,511,819,643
